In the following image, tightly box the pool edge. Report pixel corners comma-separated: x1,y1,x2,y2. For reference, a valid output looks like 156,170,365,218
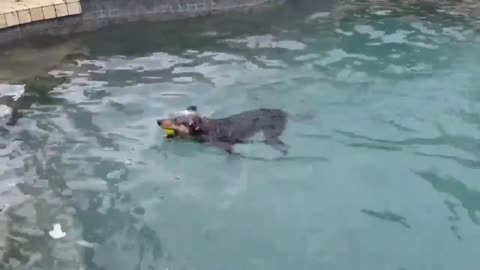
0,0,285,47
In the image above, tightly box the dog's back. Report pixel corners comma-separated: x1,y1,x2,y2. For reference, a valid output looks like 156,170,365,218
210,109,285,138
205,108,287,153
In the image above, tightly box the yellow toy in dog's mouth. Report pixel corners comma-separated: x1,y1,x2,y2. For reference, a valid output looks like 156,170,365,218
164,128,176,138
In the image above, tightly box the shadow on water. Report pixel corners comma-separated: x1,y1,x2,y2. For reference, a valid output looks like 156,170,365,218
361,209,411,229
413,169,480,226
457,109,480,132
335,129,480,169
414,152,480,170
444,199,463,240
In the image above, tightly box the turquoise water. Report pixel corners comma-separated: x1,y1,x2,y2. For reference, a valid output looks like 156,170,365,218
1,1,480,269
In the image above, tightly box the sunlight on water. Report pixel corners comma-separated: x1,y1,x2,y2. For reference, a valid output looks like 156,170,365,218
1,1,480,269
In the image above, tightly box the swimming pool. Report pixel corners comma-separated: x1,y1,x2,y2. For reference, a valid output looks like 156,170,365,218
1,1,480,269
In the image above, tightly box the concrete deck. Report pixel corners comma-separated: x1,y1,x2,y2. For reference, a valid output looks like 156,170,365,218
0,0,82,29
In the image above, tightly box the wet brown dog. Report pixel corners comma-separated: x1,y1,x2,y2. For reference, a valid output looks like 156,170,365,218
157,106,288,155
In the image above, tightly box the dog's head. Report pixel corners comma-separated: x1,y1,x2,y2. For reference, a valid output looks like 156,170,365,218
157,106,206,139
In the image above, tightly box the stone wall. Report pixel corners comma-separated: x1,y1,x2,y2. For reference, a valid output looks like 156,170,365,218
0,0,285,46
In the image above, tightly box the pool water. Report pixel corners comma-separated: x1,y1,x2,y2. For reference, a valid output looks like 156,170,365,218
1,1,480,269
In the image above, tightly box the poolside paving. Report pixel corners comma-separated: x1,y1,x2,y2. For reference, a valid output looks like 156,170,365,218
0,0,82,29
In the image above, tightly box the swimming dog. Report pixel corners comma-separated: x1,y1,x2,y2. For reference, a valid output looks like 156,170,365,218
157,106,288,155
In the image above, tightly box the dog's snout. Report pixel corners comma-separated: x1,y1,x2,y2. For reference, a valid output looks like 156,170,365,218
157,119,164,126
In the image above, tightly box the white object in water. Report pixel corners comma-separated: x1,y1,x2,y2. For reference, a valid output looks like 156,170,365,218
306,12,330,22
76,240,99,248
0,105,12,119
0,84,25,101
49,223,67,239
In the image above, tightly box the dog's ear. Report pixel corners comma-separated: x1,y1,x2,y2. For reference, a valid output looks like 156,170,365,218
186,106,197,112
